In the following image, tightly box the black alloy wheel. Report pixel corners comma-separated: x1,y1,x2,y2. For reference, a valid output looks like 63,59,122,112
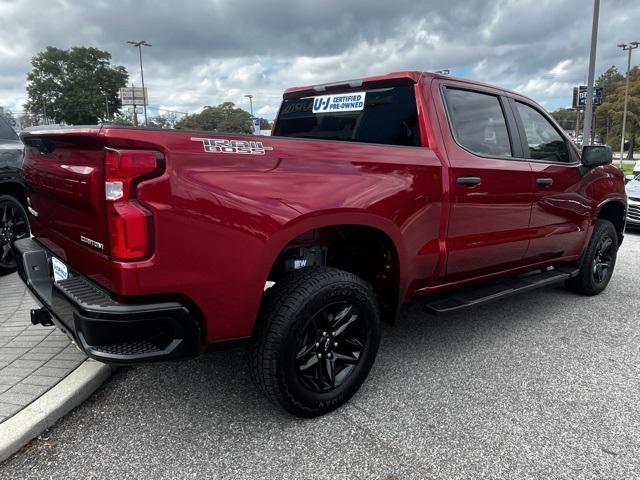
295,302,366,393
0,195,30,275
592,234,614,285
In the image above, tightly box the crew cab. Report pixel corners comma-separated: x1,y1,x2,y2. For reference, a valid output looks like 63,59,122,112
14,72,626,417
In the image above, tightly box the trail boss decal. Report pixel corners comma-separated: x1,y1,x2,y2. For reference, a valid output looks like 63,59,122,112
312,92,366,113
191,137,274,155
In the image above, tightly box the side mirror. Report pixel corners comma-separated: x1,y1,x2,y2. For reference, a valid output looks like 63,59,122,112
581,144,612,168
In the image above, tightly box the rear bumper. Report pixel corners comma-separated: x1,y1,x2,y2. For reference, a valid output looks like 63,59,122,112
13,238,201,364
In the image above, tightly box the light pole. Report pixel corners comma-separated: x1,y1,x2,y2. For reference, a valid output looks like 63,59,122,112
104,93,110,120
582,0,600,146
618,41,639,166
244,94,254,116
127,40,152,126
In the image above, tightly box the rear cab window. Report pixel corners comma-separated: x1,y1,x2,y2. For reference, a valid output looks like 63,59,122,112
274,85,421,147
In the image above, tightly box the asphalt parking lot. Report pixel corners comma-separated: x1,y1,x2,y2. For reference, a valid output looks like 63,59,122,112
1,231,639,479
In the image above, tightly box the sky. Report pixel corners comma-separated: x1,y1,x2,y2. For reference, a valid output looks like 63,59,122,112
1,0,639,121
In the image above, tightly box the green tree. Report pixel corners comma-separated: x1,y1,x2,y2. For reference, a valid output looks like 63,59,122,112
17,113,39,129
175,102,269,133
596,66,624,97
110,111,135,126
259,118,271,130
25,46,128,125
148,112,178,129
596,66,640,157
594,66,626,145
550,108,576,132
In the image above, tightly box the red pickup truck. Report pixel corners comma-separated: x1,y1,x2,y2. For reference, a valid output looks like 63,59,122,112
14,71,626,417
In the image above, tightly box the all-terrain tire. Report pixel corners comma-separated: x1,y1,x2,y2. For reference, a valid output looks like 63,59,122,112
565,219,618,296
249,267,381,417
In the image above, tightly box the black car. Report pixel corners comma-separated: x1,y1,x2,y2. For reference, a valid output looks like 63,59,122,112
0,115,30,275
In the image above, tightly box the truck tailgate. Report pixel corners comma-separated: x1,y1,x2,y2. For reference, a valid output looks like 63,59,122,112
24,133,108,253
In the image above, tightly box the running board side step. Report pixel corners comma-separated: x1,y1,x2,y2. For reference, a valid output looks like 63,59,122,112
423,267,580,315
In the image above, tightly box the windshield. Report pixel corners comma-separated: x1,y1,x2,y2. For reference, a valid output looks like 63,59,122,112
274,85,420,147
0,116,18,141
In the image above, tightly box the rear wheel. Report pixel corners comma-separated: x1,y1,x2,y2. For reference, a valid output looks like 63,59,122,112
0,195,30,276
566,219,618,295
250,267,381,417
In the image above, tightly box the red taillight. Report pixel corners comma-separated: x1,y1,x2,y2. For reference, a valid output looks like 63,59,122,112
104,149,161,261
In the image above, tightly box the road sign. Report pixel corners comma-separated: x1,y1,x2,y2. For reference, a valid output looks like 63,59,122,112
572,86,603,109
119,87,147,106
252,117,260,134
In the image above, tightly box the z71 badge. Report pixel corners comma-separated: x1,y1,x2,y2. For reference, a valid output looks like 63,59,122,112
191,137,274,155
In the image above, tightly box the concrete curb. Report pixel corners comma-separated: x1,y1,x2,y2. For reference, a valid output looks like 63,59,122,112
0,360,114,463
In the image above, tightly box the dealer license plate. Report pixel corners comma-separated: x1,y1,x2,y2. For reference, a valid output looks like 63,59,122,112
51,257,68,283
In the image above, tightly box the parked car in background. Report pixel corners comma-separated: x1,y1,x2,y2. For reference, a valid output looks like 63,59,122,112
0,115,30,275
626,173,640,229
14,72,626,417
625,160,640,184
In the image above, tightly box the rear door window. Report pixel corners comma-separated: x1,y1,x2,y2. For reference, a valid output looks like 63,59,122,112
274,85,420,147
443,88,512,158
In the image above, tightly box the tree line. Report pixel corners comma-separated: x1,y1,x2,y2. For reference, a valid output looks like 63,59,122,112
16,45,639,150
551,65,639,157
19,46,270,132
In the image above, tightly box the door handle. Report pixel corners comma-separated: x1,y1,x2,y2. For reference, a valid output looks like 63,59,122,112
536,177,553,186
456,176,481,186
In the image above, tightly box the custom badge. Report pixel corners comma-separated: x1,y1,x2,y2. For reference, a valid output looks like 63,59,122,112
312,91,366,113
191,137,274,155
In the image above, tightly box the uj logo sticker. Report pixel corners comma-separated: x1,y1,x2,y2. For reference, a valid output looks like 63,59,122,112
311,92,366,113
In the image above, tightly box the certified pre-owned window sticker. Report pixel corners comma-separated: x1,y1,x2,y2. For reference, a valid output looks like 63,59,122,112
312,91,366,113
191,138,274,155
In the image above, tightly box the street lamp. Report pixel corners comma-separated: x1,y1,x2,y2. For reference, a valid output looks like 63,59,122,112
127,40,152,126
244,94,254,116
617,41,639,166
103,93,110,120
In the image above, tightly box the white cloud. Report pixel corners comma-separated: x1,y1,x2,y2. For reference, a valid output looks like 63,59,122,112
1,0,639,119
257,104,278,116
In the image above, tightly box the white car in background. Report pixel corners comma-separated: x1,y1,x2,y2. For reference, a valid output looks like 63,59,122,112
624,160,640,184
626,173,640,229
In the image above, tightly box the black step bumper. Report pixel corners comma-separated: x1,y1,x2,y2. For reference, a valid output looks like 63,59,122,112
13,238,201,364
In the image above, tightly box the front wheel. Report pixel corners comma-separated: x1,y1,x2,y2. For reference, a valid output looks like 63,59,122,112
250,267,381,417
566,219,618,296
0,195,30,276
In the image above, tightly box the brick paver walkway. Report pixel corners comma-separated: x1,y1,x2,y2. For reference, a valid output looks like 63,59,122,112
0,273,85,423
